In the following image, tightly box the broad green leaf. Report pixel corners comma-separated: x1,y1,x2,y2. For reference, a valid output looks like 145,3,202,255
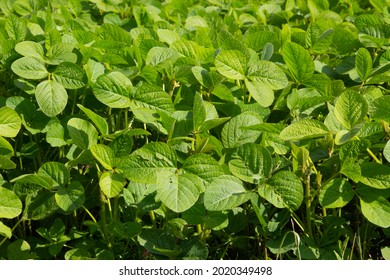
319,178,354,208
91,144,116,170
221,112,262,148
0,221,12,239
15,41,44,59
38,162,70,188
0,107,22,138
192,66,213,88
46,42,77,65
133,83,175,113
356,48,372,82
119,142,177,184
247,60,288,90
215,50,248,80
334,90,368,129
53,62,86,89
369,95,390,123
77,104,109,135
382,246,390,260
46,119,67,147
55,181,85,212
306,23,334,53
67,118,99,150
282,42,314,83
93,72,132,108
157,29,181,45
137,228,180,258
228,143,273,184
156,171,201,213
35,80,68,117
146,47,181,67
10,174,54,190
384,140,390,163
280,119,330,141
5,14,26,42
24,192,59,220
0,136,14,156
11,57,48,80
0,187,23,219
359,162,390,189
360,196,390,228
99,172,126,198
7,240,33,260
193,91,206,132
258,171,303,210
245,79,274,107
182,153,225,186
204,175,252,211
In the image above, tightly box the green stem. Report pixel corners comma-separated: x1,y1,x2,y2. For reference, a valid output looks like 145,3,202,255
305,175,313,238
0,218,24,247
149,210,156,228
366,148,381,163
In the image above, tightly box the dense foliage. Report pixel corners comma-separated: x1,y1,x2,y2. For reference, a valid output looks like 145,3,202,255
0,0,389,260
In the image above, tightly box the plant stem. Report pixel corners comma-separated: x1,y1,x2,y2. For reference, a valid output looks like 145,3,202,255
305,175,313,238
0,218,23,247
366,148,381,163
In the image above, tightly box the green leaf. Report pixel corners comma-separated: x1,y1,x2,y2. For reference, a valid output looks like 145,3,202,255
215,50,248,80
228,143,273,184
258,171,303,210
146,47,181,68
46,119,67,147
382,247,390,260
99,172,126,198
359,162,390,189
93,72,132,108
191,66,213,88
369,95,390,123
221,112,262,148
0,136,14,156
5,14,26,42
138,228,180,258
193,92,206,131
360,196,390,228
0,187,23,219
119,142,177,184
334,90,368,129
53,62,86,89
55,181,85,212
11,57,48,80
204,175,252,211
0,107,22,138
77,104,109,136
384,140,390,163
133,83,174,113
0,221,12,239
282,42,314,83
24,192,59,220
280,119,330,141
356,48,372,82
7,240,33,260
15,41,44,59
38,162,70,188
10,174,55,190
319,178,355,208
247,60,288,90
35,80,68,117
67,118,99,150
245,79,274,107
156,172,201,213
91,144,116,170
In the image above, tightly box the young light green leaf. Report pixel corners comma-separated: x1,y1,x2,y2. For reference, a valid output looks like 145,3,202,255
46,119,67,147
119,142,177,184
93,72,133,108
247,60,288,90
245,79,274,107
319,178,354,208
53,62,86,89
0,107,22,138
35,80,68,117
91,144,116,170
369,95,390,123
334,90,368,130
0,187,23,219
359,162,390,189
192,66,213,88
0,136,14,156
384,140,390,163
146,47,181,67
77,104,109,136
280,119,330,141
282,42,314,83
360,196,390,228
228,143,273,184
11,57,48,80
38,162,70,188
15,41,44,59
193,91,206,132
99,172,126,198
5,14,26,42
215,50,248,80
221,112,262,148
0,221,12,239
67,118,99,150
55,181,85,212
204,175,252,211
133,83,175,113
258,171,303,210
156,171,201,213
356,48,372,82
